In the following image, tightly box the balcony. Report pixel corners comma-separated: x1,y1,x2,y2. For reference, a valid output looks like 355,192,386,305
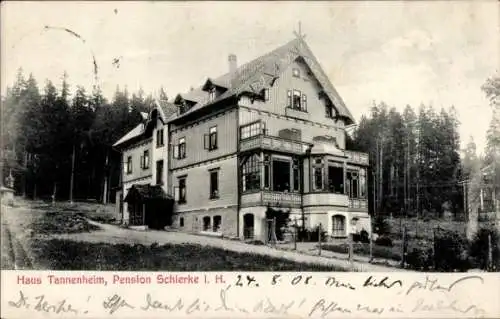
240,135,311,155
345,150,369,166
302,193,349,207
241,190,302,208
349,198,368,211
285,107,310,121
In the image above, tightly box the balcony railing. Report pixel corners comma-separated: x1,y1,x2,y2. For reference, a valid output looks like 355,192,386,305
240,135,311,154
302,193,349,207
349,198,368,210
345,150,369,166
241,190,302,208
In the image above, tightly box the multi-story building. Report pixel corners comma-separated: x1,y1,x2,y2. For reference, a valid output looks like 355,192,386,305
115,35,371,240
113,106,176,230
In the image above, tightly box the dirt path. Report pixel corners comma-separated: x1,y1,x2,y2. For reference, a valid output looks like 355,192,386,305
53,220,409,272
2,198,409,272
1,202,39,269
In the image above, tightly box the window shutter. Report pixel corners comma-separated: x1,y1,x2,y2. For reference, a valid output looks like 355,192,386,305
204,134,209,150
174,186,179,201
302,94,307,111
140,155,144,169
173,144,179,159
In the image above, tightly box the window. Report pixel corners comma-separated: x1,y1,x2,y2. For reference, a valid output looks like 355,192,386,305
203,216,211,231
272,159,291,192
141,150,150,169
242,154,261,192
209,170,219,199
346,170,359,198
263,154,271,189
287,89,306,112
174,137,186,159
313,158,323,190
293,90,301,110
327,165,344,194
292,68,300,78
156,160,164,185
213,215,222,232
156,129,164,147
314,167,323,190
204,126,218,151
293,158,300,192
179,217,184,227
332,215,346,236
240,121,265,140
263,88,270,101
175,177,187,204
209,87,216,102
325,103,335,118
126,156,132,174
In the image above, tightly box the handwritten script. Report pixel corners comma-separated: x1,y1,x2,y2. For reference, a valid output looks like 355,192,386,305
6,274,490,318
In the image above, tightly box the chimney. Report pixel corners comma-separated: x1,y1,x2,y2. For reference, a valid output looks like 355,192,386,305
228,54,237,82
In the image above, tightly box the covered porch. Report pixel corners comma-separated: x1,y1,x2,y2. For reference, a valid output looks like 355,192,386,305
124,184,174,230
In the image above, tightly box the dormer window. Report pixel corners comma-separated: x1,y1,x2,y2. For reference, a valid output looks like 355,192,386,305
325,102,336,118
209,87,216,102
175,94,196,115
262,88,270,101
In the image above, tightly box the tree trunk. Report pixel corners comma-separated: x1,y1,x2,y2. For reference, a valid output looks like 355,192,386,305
69,143,76,203
103,150,109,204
52,181,57,205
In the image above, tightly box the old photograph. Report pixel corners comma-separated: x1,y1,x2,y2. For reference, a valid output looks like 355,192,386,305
1,1,499,273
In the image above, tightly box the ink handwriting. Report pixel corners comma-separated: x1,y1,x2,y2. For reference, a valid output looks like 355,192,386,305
406,275,484,295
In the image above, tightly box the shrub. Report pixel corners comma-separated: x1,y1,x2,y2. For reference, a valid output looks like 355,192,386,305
434,229,471,272
359,229,370,243
406,247,433,270
375,236,393,247
469,228,500,271
298,226,328,242
373,215,391,235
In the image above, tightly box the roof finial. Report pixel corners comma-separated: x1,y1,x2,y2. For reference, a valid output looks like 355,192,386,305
294,21,306,40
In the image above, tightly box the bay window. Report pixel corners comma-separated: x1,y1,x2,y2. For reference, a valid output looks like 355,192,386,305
242,154,261,192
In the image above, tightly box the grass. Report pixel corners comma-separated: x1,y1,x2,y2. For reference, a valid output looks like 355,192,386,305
30,211,101,234
32,239,345,271
386,217,467,240
321,242,403,262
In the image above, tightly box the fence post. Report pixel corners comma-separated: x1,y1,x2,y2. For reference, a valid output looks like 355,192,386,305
369,218,374,263
432,227,436,270
401,226,407,268
272,217,277,247
294,218,298,251
318,223,322,256
488,233,493,271
349,228,354,265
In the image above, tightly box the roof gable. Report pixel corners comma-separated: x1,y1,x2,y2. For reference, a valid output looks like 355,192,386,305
168,37,355,125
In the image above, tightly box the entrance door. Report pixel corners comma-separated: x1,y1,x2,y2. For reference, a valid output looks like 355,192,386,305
243,213,255,240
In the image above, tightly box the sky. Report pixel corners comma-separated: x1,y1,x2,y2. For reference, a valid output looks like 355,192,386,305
2,1,498,153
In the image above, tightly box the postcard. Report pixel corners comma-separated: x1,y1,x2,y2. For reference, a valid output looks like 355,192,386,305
1,1,499,318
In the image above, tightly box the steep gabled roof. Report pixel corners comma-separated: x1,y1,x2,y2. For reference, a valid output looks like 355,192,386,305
113,100,177,149
113,122,145,148
167,37,355,124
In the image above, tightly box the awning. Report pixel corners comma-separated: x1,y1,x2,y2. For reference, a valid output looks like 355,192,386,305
124,184,173,203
